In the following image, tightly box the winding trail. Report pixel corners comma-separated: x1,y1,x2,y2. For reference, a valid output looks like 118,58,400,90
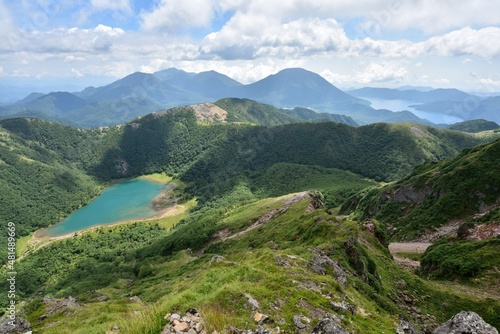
388,242,432,269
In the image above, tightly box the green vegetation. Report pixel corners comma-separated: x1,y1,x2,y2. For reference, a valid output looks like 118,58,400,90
343,138,500,239
3,191,498,333
1,106,500,332
214,98,298,125
448,119,499,133
420,237,500,280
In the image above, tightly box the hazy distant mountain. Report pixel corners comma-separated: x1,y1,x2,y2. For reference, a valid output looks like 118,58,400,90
157,69,243,99
0,67,441,127
153,67,196,82
18,92,87,115
17,92,45,104
79,72,197,105
398,85,434,92
411,96,500,123
349,87,474,103
234,68,369,110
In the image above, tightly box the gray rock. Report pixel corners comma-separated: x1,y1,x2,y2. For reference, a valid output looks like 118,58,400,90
169,313,181,323
245,293,260,310
308,253,348,286
396,316,420,334
209,255,226,263
0,316,32,334
330,300,356,315
97,295,108,302
433,311,498,334
293,315,309,329
311,317,350,334
308,262,326,275
275,255,291,267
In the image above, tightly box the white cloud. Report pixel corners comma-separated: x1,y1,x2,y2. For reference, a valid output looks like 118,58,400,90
64,55,86,62
386,0,500,34
94,24,125,37
91,0,132,12
356,62,408,84
478,78,500,92
141,0,215,32
71,68,84,77
416,27,500,59
201,17,351,60
434,78,451,84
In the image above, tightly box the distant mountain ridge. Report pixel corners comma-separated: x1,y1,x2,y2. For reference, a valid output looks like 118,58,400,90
349,87,475,103
1,67,487,127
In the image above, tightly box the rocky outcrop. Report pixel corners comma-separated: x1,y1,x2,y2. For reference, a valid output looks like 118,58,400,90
42,296,81,318
162,309,206,334
392,184,432,205
311,314,350,334
0,316,32,334
396,316,420,334
433,311,498,334
308,249,348,287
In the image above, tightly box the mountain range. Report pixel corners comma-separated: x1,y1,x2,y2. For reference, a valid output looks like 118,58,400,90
350,87,500,124
4,67,498,128
0,106,499,333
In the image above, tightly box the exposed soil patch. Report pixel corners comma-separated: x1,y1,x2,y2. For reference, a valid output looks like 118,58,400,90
389,242,432,270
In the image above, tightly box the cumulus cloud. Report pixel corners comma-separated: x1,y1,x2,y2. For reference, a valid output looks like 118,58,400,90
356,62,408,84
416,27,500,59
201,17,351,60
386,0,500,34
141,0,215,32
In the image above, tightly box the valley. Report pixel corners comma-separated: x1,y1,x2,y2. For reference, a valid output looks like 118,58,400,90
0,96,498,333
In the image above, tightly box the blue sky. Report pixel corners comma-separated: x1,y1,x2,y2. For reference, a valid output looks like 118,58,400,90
1,0,500,95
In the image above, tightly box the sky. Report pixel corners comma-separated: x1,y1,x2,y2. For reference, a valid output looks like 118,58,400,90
1,0,500,94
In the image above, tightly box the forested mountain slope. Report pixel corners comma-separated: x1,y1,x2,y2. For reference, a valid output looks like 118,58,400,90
341,138,500,239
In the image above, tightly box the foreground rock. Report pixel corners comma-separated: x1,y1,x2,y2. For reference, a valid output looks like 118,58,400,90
0,316,32,334
433,311,498,334
311,315,350,334
162,309,205,334
396,316,419,334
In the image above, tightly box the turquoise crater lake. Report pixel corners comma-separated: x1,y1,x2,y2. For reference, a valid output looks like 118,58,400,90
39,178,167,237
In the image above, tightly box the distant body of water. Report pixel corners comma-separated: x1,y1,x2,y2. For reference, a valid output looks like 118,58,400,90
366,98,464,124
39,179,166,237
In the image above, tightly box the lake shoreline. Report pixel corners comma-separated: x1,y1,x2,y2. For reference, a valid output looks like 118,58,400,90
33,200,184,240
34,174,176,239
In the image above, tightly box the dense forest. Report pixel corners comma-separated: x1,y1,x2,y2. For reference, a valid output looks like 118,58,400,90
1,104,499,333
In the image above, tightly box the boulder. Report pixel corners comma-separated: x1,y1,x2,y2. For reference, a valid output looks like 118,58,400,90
0,316,32,334
433,311,498,334
245,293,260,310
253,312,269,324
311,317,350,334
396,316,420,334
330,300,356,315
292,315,310,329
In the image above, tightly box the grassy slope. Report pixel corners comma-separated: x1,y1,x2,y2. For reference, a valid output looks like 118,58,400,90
4,194,498,333
342,138,500,239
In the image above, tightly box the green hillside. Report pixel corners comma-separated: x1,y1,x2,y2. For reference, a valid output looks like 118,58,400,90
448,119,500,133
1,113,497,240
1,108,500,333
1,192,498,333
341,138,500,239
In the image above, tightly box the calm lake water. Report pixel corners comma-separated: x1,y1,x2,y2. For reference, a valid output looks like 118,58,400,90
367,98,464,124
39,178,166,237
